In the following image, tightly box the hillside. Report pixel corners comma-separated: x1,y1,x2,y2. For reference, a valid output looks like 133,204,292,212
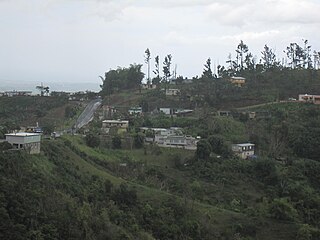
1,69,320,239
1,129,320,239
0,96,85,137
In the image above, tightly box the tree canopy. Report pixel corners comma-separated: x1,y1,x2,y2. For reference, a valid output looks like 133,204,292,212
100,64,144,96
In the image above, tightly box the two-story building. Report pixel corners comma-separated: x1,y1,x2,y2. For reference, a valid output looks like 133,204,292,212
5,132,41,154
147,127,198,150
102,120,129,134
232,143,255,159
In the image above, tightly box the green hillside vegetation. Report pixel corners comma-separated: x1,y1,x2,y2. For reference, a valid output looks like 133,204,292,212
1,98,320,239
1,45,320,239
0,96,84,137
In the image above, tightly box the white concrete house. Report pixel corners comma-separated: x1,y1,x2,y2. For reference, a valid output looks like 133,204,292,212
5,132,41,154
128,107,143,115
232,143,255,159
102,120,129,129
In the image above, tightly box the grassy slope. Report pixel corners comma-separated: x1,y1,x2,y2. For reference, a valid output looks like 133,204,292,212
55,135,299,240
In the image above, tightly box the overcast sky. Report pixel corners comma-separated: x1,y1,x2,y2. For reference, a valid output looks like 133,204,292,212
0,0,320,91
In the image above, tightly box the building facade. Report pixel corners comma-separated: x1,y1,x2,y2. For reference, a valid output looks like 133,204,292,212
232,143,255,159
5,133,41,154
230,77,246,87
102,120,129,129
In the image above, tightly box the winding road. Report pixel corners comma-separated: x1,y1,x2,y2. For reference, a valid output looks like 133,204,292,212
74,98,102,130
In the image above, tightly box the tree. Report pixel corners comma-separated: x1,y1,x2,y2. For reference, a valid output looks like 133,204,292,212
0,141,12,151
44,86,50,96
134,132,145,149
284,42,304,69
226,53,235,75
100,64,144,96
144,48,151,84
163,54,172,83
85,133,100,148
236,40,249,71
112,183,137,207
244,52,256,71
195,139,211,160
202,58,213,79
36,83,49,96
127,64,145,89
302,39,312,69
112,135,122,149
153,55,160,84
269,198,298,221
261,45,278,70
313,51,320,69
208,135,224,154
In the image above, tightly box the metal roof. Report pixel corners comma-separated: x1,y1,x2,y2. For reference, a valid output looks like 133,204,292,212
5,132,40,137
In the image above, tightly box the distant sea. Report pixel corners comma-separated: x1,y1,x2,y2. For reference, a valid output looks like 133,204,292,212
0,80,101,93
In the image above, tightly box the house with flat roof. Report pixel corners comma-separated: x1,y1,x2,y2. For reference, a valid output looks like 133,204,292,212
232,143,255,159
230,76,246,87
146,127,198,150
102,120,129,129
5,132,41,154
102,120,129,134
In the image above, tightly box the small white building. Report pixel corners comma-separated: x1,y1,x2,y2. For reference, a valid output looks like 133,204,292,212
232,143,255,159
102,120,129,129
159,108,174,115
5,132,41,154
128,107,142,115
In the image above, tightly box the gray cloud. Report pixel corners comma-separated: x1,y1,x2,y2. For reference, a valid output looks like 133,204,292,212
0,0,319,88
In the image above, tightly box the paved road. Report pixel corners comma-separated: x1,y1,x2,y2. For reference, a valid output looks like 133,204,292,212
75,99,102,129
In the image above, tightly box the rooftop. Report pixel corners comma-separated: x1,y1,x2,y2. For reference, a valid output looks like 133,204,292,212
234,143,255,147
231,76,246,80
102,120,129,123
6,132,41,137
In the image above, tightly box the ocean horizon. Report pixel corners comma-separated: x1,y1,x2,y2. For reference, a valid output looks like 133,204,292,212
0,80,101,93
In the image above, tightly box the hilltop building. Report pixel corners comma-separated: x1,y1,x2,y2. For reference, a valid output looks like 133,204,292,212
102,120,129,134
232,143,255,159
230,77,246,87
140,127,198,150
5,132,41,154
